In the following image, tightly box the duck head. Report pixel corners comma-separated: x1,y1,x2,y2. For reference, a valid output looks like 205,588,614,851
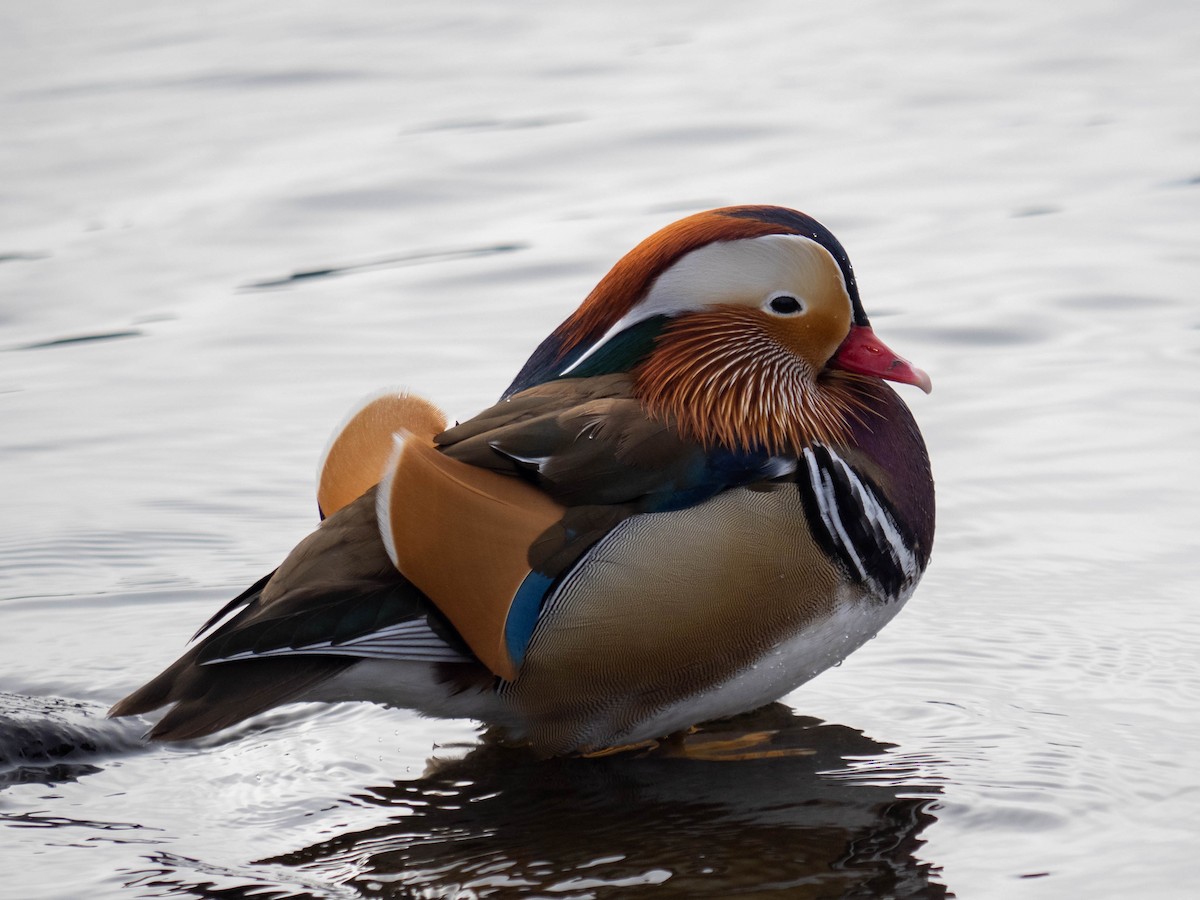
505,205,930,453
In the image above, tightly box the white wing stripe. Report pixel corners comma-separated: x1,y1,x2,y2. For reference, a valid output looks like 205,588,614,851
202,619,468,665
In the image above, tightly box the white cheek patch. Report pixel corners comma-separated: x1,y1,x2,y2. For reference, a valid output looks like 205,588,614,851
563,234,849,375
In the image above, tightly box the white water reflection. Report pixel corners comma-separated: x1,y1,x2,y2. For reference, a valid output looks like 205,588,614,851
3,1,1199,898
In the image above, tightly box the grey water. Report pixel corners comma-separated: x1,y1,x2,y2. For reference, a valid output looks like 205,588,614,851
3,1,1199,897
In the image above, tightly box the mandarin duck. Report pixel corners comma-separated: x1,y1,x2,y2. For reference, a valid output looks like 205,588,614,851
109,205,934,756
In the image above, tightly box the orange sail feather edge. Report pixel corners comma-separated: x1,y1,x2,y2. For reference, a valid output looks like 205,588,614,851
317,391,447,518
377,431,565,682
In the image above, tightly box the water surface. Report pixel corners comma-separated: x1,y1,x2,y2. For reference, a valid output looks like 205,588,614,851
3,1,1199,897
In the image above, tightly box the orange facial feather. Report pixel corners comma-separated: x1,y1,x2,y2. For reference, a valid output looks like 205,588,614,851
634,308,873,454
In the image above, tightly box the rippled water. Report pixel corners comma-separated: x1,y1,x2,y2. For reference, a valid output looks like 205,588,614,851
3,1,1199,897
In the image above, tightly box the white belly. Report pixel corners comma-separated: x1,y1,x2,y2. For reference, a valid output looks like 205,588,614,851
606,585,906,747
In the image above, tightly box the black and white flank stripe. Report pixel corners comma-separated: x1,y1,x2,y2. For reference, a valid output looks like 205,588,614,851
799,444,921,602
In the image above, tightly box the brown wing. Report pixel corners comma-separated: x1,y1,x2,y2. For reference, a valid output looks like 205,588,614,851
438,374,714,506
108,491,429,739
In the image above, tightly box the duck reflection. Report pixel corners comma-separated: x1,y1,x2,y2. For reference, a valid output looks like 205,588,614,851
264,705,950,898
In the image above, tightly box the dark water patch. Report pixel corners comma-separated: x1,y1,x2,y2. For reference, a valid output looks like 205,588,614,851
0,251,48,263
409,114,583,133
1011,205,1061,217
241,244,526,290
180,69,372,90
633,123,776,147
1,762,104,788
253,706,949,899
14,330,142,350
1054,292,1177,312
132,312,178,325
18,69,370,100
0,810,151,832
920,325,1045,347
0,692,146,787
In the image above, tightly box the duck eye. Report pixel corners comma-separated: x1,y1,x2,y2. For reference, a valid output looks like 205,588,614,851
769,295,803,315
